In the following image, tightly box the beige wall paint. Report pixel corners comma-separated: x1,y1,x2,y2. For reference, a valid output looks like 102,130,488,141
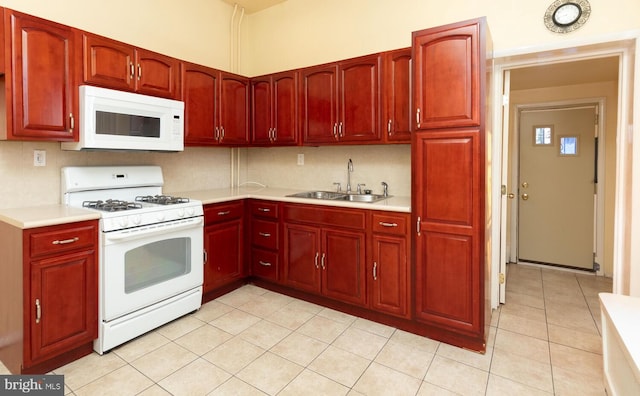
244,0,640,76
509,80,618,276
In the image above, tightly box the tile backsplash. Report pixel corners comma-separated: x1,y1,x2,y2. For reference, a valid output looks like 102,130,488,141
0,141,411,209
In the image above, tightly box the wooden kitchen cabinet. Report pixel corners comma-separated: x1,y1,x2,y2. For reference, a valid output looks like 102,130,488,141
382,48,412,143
1,9,78,141
182,62,249,146
251,71,298,145
81,33,181,99
203,201,245,296
413,18,485,130
369,211,411,318
411,17,489,352
300,54,381,144
283,204,366,306
249,200,280,281
0,220,98,374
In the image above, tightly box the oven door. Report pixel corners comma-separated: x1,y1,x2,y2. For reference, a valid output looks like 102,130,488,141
101,216,203,322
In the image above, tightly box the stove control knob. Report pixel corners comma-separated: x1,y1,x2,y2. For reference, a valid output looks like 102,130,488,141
118,217,129,228
186,207,195,216
132,215,142,225
156,212,166,222
177,208,185,218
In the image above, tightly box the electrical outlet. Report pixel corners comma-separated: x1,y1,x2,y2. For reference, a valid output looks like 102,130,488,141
33,150,46,167
297,153,304,165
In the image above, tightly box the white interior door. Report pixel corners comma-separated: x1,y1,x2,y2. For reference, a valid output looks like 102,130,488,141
498,70,511,304
518,106,596,270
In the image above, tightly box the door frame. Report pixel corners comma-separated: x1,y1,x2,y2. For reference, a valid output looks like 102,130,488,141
490,34,639,308
511,100,605,273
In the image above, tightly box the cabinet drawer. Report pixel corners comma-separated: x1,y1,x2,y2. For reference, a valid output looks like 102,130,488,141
251,248,278,281
28,222,97,258
250,200,279,219
204,201,243,225
371,212,409,235
251,219,279,250
283,204,366,230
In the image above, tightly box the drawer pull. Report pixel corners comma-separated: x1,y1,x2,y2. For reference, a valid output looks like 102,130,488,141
217,211,231,216
258,260,272,267
258,232,271,237
379,222,398,228
258,208,271,212
52,237,79,245
35,299,41,324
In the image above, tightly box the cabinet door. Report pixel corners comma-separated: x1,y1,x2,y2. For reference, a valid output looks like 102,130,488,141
413,129,483,336
383,48,412,143
283,223,321,294
322,228,366,306
28,250,97,365
251,76,273,144
371,234,409,318
6,11,77,141
203,219,244,292
82,33,135,91
271,71,298,145
219,72,250,145
413,20,481,130
300,64,338,144
338,55,381,142
135,48,181,99
183,62,219,145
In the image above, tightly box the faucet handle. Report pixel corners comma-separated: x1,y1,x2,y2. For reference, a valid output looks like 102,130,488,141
333,182,342,192
357,183,366,194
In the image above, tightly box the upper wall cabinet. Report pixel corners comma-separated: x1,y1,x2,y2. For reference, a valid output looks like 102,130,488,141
182,62,249,146
81,33,181,100
413,20,482,130
300,54,381,145
382,48,412,143
251,71,298,146
1,9,78,141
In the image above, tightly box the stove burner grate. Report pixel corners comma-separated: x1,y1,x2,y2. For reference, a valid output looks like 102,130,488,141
83,199,143,212
135,195,190,205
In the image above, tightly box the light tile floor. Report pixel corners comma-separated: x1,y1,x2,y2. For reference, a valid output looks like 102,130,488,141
0,263,612,395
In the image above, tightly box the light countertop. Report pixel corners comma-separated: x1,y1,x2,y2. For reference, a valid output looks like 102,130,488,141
0,187,410,229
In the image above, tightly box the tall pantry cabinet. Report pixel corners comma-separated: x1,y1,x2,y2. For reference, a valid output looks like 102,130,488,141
411,17,491,352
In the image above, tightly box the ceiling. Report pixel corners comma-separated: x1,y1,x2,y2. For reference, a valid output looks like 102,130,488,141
220,0,286,14
510,57,619,91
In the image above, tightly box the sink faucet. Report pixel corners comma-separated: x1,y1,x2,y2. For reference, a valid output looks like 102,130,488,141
381,181,389,197
346,159,354,193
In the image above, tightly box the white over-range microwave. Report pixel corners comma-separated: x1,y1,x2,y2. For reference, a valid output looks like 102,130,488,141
62,85,185,152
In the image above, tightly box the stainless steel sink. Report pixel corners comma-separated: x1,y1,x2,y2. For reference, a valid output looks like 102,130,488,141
287,191,391,203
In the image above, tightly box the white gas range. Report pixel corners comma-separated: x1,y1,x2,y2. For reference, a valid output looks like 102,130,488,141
61,166,204,354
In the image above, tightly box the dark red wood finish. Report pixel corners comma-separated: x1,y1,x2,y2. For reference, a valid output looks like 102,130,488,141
382,48,412,143
182,62,219,144
251,71,298,145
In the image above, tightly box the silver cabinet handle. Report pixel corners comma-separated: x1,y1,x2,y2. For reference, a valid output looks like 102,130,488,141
379,222,398,228
321,253,326,270
258,208,271,212
258,261,272,267
52,237,79,245
258,232,271,237
69,113,75,132
214,126,219,140
314,252,319,269
416,216,421,236
220,126,225,140
35,299,41,324
387,119,392,135
416,108,421,127
203,249,208,264
338,122,343,137
130,62,135,80
373,261,378,280
333,123,338,139
272,127,277,141
137,64,142,80
217,211,231,216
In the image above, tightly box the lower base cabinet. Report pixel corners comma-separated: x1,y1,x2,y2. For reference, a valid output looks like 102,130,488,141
0,220,98,374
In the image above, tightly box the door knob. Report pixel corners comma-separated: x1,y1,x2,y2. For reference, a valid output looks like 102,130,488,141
521,193,529,201
507,193,515,199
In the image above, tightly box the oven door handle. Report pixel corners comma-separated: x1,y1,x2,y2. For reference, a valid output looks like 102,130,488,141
104,217,203,242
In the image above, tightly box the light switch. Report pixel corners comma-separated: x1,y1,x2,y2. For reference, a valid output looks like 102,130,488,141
33,150,46,167
297,154,304,165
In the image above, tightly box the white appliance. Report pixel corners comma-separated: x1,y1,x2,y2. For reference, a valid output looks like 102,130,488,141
61,166,203,354
61,86,184,152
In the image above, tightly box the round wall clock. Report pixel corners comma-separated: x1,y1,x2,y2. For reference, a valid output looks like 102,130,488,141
544,0,591,34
